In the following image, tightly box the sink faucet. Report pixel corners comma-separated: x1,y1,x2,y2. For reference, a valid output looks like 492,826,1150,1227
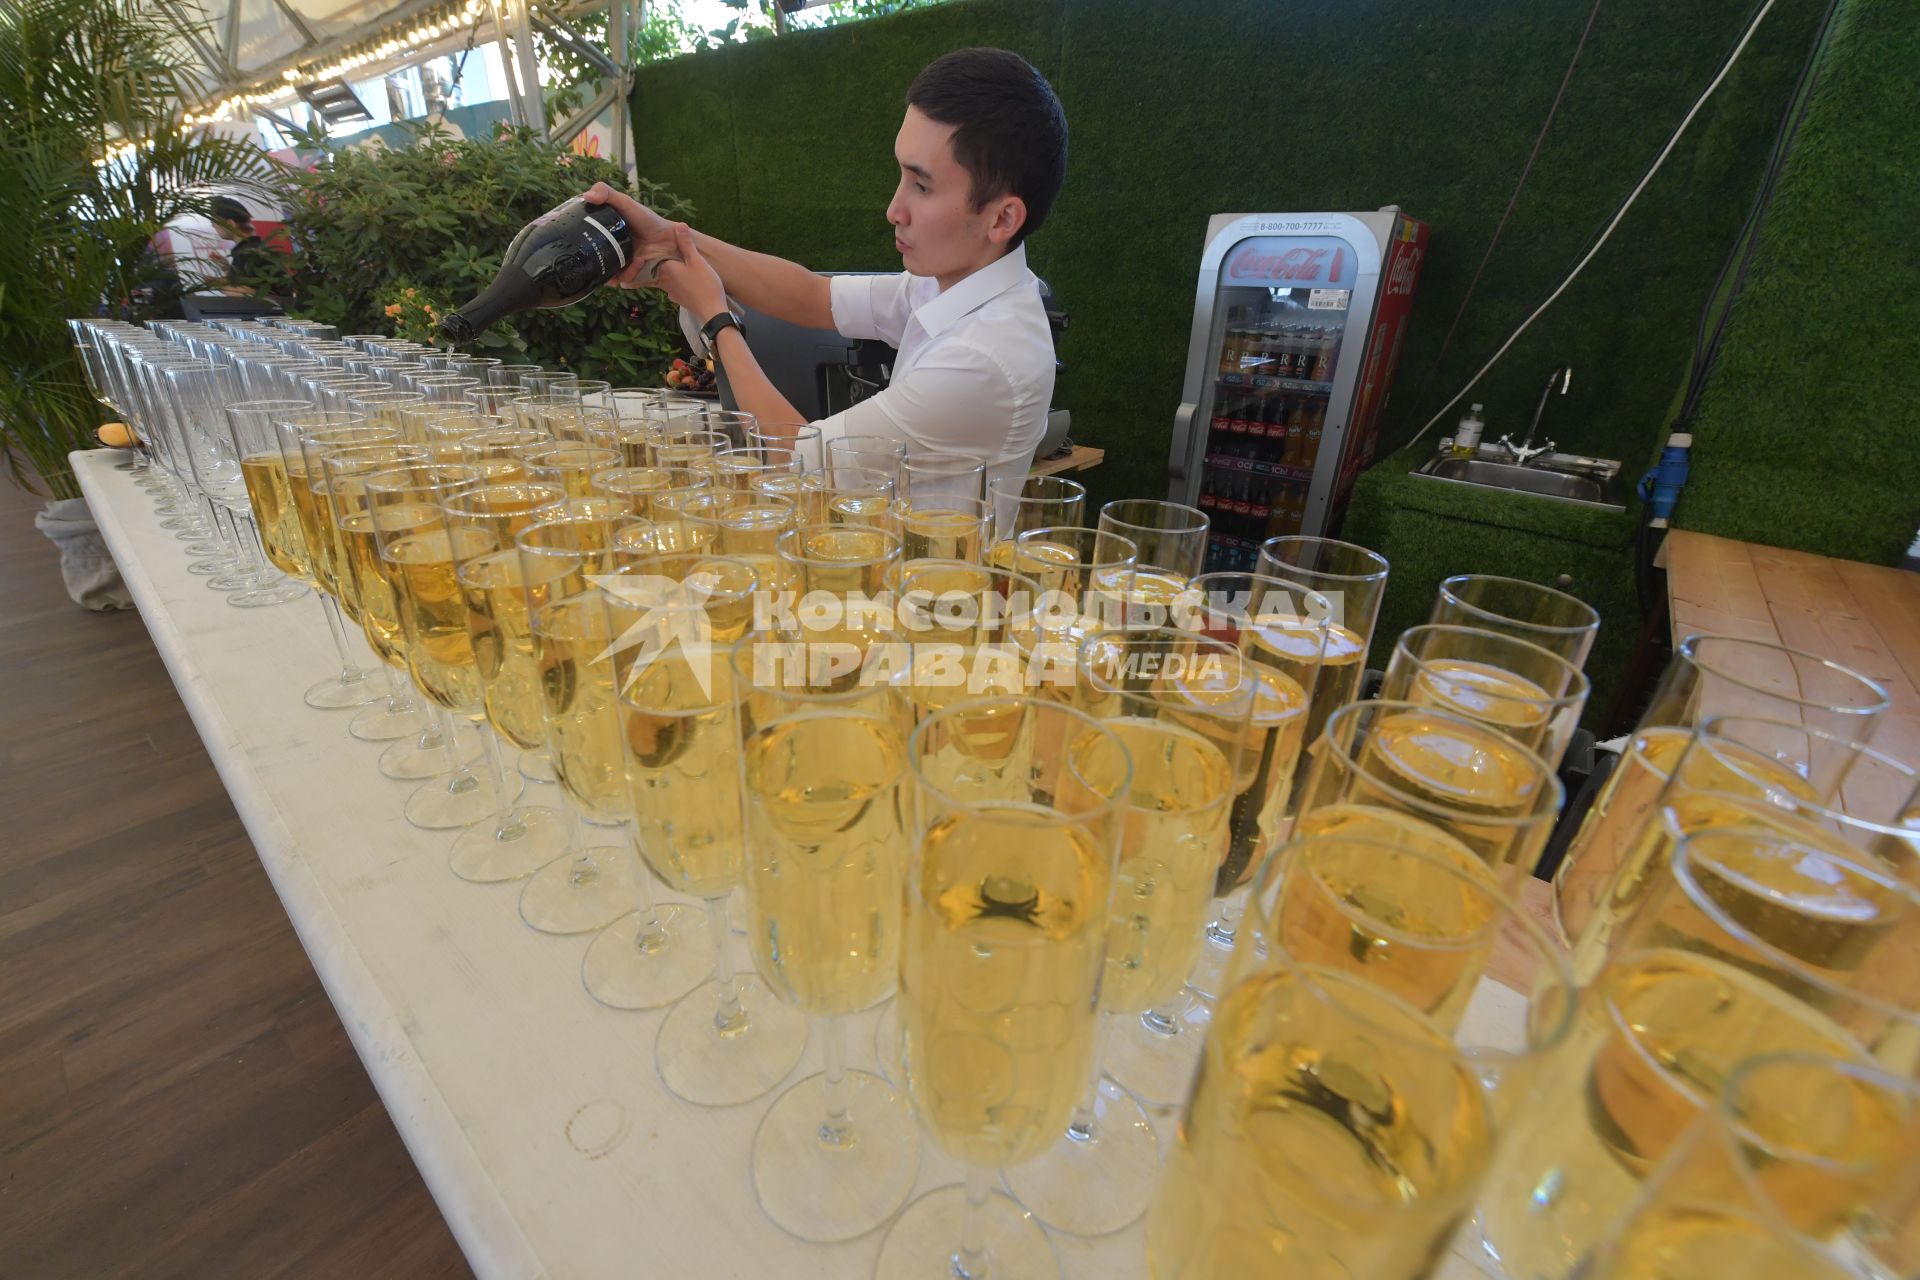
1499,366,1572,466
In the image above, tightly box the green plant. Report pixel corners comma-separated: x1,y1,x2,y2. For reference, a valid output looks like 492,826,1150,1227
272,121,691,383
0,0,276,498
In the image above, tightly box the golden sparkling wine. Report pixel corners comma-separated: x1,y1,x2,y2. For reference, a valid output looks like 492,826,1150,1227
339,512,408,667
898,506,986,563
741,713,907,1015
383,525,490,711
1575,1204,1861,1280
459,551,561,751
286,463,341,598
1259,618,1365,754
621,657,744,898
1147,965,1494,1280
898,804,1110,1167
532,593,628,821
1006,537,1084,594
1284,803,1502,1025
1478,948,1874,1279
1214,664,1310,894
1559,727,1818,970
239,452,309,579
1353,708,1547,879
1093,564,1188,613
1072,717,1234,1014
326,506,366,626
1409,659,1552,733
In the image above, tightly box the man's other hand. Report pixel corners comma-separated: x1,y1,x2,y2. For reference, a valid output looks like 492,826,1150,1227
583,183,679,286
654,224,729,324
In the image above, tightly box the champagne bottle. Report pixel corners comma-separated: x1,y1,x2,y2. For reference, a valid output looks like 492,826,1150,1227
440,197,663,343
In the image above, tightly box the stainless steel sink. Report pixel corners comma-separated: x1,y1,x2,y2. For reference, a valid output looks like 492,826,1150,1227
1411,447,1626,511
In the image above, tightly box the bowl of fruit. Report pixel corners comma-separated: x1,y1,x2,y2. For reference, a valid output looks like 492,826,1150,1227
665,355,717,397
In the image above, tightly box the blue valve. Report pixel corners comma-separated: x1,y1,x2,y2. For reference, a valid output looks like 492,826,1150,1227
1637,432,1692,524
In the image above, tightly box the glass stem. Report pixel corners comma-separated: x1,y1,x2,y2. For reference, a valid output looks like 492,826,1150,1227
1141,997,1184,1038
436,705,480,796
817,1016,852,1148
622,822,667,951
380,662,408,714
1205,892,1244,948
955,1163,995,1280
318,594,365,684
1065,1016,1111,1144
476,724,526,838
232,510,267,576
707,894,746,1034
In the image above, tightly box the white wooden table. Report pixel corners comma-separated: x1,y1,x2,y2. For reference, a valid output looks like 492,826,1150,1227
75,449,1501,1280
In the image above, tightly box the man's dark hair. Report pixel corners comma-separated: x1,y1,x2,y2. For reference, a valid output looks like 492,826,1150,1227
906,48,1067,247
210,195,254,227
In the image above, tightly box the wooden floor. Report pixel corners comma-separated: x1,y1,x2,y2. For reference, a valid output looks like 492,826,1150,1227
0,476,470,1279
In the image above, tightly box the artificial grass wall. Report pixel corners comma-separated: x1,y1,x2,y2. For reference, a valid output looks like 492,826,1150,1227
630,0,1830,510
1676,0,1920,565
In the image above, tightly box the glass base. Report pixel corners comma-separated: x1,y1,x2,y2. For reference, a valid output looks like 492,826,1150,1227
875,1185,1059,1280
186,556,229,576
350,698,420,742
752,1070,920,1242
518,846,643,935
1105,999,1212,1109
448,804,574,882
873,998,904,1088
518,748,557,785
1001,1077,1159,1236
404,766,522,831
655,976,807,1107
304,671,380,710
378,722,481,781
582,906,714,1010
226,579,310,608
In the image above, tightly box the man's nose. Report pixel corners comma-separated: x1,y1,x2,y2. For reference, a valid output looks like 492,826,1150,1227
886,195,906,227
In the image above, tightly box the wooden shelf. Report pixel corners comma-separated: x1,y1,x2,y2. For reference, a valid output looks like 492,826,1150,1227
1029,443,1105,477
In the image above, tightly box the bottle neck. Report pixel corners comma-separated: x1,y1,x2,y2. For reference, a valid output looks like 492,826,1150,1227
443,269,539,343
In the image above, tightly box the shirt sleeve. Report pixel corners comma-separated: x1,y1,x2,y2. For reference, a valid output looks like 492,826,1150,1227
813,339,1024,464
829,272,914,347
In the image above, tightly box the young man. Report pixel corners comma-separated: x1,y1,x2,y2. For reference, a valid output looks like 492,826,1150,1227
585,46,1068,490
209,196,273,293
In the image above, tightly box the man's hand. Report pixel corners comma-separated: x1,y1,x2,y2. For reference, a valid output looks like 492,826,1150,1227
654,223,730,325
583,182,679,287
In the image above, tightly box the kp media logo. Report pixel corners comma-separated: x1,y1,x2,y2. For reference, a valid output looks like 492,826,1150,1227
590,572,721,697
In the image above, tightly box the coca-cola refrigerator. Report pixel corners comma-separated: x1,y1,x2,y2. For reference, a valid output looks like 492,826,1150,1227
1167,208,1429,571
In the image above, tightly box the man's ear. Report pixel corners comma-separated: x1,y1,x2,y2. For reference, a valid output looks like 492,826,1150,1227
985,195,1028,247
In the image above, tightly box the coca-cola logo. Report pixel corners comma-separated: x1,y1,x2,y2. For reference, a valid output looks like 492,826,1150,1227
1385,246,1423,297
1229,244,1344,284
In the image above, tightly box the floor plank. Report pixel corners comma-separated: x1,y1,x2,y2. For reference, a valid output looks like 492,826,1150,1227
0,470,471,1279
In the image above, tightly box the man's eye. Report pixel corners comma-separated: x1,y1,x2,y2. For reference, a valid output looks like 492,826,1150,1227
914,183,929,195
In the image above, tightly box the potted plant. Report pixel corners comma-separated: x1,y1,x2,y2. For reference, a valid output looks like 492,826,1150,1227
270,121,692,384
0,0,277,607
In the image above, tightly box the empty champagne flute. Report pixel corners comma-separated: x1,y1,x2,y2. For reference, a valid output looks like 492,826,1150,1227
1430,573,1601,667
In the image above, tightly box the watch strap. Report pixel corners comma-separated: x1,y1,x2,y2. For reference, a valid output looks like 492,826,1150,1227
701,310,743,349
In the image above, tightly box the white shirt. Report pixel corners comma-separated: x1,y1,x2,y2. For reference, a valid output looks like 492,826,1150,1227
818,245,1055,494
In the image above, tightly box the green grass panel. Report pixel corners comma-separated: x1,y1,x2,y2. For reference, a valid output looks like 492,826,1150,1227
1678,0,1920,565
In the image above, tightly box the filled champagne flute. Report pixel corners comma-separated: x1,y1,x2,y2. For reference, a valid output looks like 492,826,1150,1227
434,480,580,880
1297,698,1565,889
1146,828,1578,1280
607,555,809,1103
1254,533,1389,761
362,464,526,831
899,451,988,505
503,510,652,933
986,474,1086,570
1477,828,1920,1280
273,409,392,709
825,433,908,483
731,635,922,1241
229,399,317,584
813,464,895,529
1430,573,1601,667
1553,633,1891,947
1006,629,1252,1236
1382,623,1591,768
1094,498,1209,615
588,464,704,521
895,493,992,565
874,697,1132,1280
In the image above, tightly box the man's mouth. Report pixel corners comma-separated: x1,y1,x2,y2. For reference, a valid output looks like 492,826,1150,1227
895,238,911,254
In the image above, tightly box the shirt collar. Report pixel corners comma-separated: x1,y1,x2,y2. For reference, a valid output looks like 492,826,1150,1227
911,244,1032,340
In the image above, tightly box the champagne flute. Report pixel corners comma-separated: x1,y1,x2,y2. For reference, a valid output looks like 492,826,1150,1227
900,452,988,504
874,697,1132,1280
1146,828,1577,1280
1005,629,1253,1236
825,433,907,483
746,421,823,472
1553,634,1891,947
1430,573,1601,667
177,376,307,607
487,362,545,389
1254,533,1389,761
1382,623,1591,767
609,555,809,1104
1297,698,1565,888
986,474,1086,569
813,464,895,529
273,409,391,709
363,464,526,831
1095,498,1210,614
497,513,651,934
732,636,922,1241
228,399,317,584
523,443,621,500
895,494,992,565
1476,828,1920,1280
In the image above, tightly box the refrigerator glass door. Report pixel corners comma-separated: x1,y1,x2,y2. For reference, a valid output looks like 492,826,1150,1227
1194,235,1363,573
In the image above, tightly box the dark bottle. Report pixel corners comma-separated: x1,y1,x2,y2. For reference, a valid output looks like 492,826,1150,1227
441,197,642,343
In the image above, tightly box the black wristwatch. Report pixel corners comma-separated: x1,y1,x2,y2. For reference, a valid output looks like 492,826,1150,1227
701,310,744,351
